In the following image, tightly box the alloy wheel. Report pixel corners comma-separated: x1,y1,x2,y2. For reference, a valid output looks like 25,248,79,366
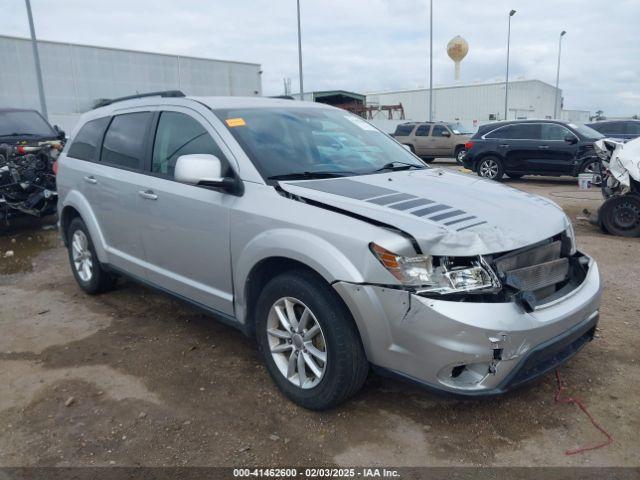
71,230,93,282
266,297,327,389
456,149,467,163
479,159,499,179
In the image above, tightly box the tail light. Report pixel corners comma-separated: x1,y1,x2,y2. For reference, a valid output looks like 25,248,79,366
52,161,58,175
464,141,474,150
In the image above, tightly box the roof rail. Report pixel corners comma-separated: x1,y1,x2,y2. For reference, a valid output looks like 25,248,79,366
269,95,295,100
94,90,185,109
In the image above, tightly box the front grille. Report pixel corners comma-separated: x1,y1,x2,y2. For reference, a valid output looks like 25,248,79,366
494,239,569,297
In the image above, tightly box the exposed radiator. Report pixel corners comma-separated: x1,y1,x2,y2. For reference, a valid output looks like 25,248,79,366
494,240,569,294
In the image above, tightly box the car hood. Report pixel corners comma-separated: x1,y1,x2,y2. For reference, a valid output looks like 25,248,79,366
279,168,569,256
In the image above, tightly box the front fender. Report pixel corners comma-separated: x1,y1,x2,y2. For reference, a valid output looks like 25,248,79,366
59,190,108,264
232,228,366,323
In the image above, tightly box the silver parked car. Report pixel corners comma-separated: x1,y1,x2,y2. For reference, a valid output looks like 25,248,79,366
57,92,602,410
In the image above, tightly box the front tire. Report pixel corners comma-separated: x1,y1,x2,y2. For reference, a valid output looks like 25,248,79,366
255,270,368,410
600,195,640,237
477,156,504,180
66,217,117,294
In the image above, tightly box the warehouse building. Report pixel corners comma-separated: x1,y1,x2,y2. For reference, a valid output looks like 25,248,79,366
0,35,262,131
366,79,588,131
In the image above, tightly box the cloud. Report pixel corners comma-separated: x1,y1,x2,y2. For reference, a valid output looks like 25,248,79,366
3,0,639,116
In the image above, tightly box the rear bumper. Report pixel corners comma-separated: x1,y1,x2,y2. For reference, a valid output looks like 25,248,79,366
333,253,602,396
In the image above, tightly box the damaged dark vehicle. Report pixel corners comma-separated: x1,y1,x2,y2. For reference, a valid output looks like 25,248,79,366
0,108,65,221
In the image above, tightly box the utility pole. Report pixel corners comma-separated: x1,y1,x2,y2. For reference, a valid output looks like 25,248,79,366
428,0,433,121
296,0,304,99
504,9,516,121
554,30,567,119
25,0,48,119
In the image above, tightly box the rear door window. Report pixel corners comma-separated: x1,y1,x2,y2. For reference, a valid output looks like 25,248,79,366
487,124,540,140
596,122,624,135
101,112,153,170
152,111,227,178
625,122,640,135
67,117,110,161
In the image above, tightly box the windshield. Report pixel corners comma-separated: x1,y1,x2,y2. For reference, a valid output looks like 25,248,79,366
214,107,426,180
447,122,473,135
0,110,56,137
569,123,605,140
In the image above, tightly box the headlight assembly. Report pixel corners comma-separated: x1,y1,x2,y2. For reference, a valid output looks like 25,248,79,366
370,243,501,294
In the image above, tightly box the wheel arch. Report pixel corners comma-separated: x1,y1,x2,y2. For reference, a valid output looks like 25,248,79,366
59,191,108,263
233,229,367,339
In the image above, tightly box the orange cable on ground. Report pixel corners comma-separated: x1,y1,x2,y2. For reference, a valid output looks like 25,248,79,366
554,369,613,455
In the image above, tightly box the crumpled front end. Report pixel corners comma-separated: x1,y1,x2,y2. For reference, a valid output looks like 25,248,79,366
333,248,602,395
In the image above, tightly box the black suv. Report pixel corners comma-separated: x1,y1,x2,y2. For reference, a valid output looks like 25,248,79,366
462,120,604,181
587,119,640,142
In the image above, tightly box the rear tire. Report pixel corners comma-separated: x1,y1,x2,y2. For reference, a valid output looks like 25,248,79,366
255,270,368,410
422,157,435,164
66,217,117,294
477,156,504,180
454,146,467,164
506,173,524,179
600,195,640,237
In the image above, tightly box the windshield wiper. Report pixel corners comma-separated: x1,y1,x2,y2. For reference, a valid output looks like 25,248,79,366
267,171,354,181
372,161,426,173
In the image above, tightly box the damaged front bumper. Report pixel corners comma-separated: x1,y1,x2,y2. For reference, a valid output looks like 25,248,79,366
333,252,602,396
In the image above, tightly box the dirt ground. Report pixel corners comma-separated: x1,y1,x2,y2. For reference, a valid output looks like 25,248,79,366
1,162,639,467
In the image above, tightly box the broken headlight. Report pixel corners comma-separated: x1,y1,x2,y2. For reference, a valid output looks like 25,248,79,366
565,220,577,255
370,243,500,294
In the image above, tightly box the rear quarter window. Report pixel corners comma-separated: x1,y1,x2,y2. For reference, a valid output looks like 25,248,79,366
394,124,415,136
67,117,110,161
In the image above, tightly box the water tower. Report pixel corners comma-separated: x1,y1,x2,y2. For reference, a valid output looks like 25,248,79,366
447,36,469,80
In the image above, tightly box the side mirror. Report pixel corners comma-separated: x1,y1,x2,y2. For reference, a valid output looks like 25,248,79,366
54,125,66,140
402,144,412,152
175,154,241,194
441,130,451,137
564,133,578,144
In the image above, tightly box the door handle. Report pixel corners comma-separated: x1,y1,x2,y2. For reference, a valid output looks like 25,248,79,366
138,189,158,200
499,144,509,148
83,175,97,184
538,145,549,149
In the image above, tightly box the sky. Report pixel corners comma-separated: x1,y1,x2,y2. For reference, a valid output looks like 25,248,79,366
4,0,639,116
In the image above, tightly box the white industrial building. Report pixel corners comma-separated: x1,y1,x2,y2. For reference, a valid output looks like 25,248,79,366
366,79,589,132
0,35,262,131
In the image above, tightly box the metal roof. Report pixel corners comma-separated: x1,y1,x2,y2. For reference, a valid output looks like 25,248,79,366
0,34,261,67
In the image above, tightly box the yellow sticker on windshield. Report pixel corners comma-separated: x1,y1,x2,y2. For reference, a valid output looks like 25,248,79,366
225,118,246,127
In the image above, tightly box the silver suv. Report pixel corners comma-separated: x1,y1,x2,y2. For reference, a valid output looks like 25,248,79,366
57,92,602,410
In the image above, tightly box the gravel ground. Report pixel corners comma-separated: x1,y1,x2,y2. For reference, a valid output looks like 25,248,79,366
1,162,638,467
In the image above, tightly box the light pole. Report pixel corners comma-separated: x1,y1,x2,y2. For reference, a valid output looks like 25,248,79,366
296,0,304,99
428,0,433,121
554,30,566,119
25,0,48,119
504,9,516,121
